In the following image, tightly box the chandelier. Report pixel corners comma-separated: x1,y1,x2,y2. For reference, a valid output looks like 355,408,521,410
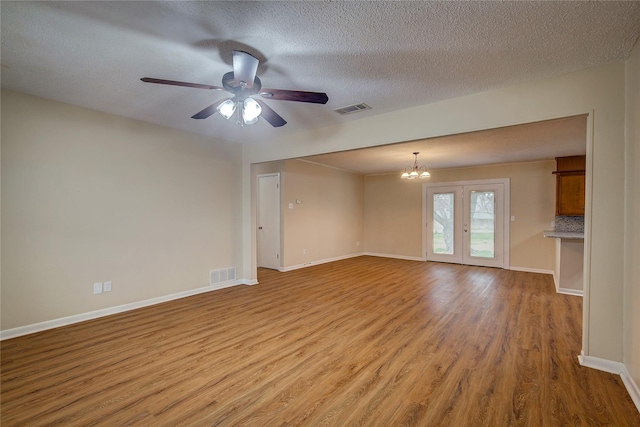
401,152,431,179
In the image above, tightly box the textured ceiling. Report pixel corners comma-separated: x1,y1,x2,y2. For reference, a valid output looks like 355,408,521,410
300,115,588,175
0,2,637,174
2,1,639,148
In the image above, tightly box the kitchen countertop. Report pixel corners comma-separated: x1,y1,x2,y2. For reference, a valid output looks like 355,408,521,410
543,230,585,239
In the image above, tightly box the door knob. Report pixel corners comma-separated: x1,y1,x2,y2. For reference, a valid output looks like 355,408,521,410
258,226,263,230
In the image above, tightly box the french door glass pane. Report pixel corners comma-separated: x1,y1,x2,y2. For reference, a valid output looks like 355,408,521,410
433,193,455,254
469,191,495,258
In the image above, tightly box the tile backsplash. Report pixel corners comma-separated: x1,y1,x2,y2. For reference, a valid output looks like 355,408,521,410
555,216,584,233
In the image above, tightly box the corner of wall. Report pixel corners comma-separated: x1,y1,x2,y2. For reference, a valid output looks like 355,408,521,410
623,36,640,407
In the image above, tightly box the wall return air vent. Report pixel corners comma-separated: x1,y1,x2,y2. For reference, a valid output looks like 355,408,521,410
333,103,372,115
210,267,236,286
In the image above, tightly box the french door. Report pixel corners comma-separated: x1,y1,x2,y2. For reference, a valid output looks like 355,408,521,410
425,180,508,268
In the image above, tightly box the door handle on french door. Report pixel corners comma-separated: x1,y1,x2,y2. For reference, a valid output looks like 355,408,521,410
258,226,263,230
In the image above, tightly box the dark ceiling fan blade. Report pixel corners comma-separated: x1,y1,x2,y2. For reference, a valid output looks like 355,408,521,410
141,77,224,91
191,99,227,120
255,99,287,127
259,89,328,104
232,51,259,89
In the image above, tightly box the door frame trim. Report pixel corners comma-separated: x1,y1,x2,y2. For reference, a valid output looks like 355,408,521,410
257,173,281,270
422,178,510,269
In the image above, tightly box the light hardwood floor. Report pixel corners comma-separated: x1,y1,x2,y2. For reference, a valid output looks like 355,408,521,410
2,256,639,426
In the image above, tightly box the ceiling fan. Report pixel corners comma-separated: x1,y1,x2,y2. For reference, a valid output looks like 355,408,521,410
141,50,328,128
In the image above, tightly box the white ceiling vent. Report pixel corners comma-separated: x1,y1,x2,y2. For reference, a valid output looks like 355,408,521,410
334,103,371,115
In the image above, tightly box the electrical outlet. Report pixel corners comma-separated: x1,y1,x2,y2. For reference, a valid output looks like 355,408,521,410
303,249,306,255
103,281,112,292
93,282,103,295
356,241,360,246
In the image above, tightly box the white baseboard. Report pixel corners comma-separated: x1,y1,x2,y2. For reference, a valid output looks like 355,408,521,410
557,287,584,297
279,252,364,272
363,252,424,262
0,280,246,341
509,266,555,275
579,352,640,413
578,352,624,374
275,251,424,273
509,267,582,296
620,365,640,413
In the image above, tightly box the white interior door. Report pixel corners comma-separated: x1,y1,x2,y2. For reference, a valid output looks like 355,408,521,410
257,174,280,270
426,180,508,268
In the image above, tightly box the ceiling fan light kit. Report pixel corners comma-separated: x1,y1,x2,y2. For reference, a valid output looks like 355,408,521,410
242,98,261,125
217,99,236,120
141,50,328,128
401,152,431,179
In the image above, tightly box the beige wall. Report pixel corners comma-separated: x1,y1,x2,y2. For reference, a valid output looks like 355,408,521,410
364,161,557,271
253,161,285,176
624,41,640,393
1,89,242,330
253,160,364,270
282,160,363,268
243,62,626,362
364,174,423,258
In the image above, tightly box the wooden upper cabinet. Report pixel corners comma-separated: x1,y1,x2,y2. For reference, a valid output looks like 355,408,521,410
554,155,586,216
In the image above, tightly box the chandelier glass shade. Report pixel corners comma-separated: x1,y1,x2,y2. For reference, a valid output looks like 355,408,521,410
401,152,430,179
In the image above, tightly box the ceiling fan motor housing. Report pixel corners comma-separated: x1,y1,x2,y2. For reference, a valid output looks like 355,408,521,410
222,72,261,100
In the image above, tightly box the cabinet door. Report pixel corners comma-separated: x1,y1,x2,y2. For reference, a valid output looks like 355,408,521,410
556,173,585,215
